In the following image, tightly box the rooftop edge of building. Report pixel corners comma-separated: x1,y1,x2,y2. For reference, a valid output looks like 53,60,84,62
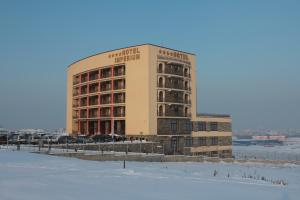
67,43,196,69
197,113,231,118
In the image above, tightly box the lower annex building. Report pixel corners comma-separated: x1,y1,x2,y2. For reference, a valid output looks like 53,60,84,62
66,44,232,157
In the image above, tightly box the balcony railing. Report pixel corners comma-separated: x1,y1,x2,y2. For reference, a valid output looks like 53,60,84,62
114,70,125,76
73,79,80,85
80,101,87,107
164,68,184,76
90,88,98,93
184,100,191,104
81,89,87,95
81,76,88,83
89,74,99,81
162,111,191,117
114,84,125,90
114,112,125,117
184,73,191,78
73,104,79,108
114,98,125,103
101,72,112,79
101,99,111,104
101,86,112,91
80,113,87,118
73,91,80,96
89,100,98,106
73,114,79,119
89,112,98,118
100,112,111,117
165,83,184,90
157,97,184,103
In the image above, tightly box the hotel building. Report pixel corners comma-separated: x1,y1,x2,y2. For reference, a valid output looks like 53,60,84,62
66,44,232,157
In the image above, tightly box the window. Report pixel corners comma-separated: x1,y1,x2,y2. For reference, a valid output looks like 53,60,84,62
158,77,163,87
171,137,177,149
158,63,163,73
210,122,218,131
198,137,207,146
184,122,192,131
170,120,177,133
158,106,163,116
198,122,206,131
185,137,193,147
211,137,218,145
158,91,163,102
184,107,188,117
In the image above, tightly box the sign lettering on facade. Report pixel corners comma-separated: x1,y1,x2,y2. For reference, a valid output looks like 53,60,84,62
158,49,189,61
108,47,141,63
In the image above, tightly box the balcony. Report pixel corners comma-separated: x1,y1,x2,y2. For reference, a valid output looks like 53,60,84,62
89,109,98,118
72,101,79,107
114,112,125,117
184,86,191,91
165,67,183,76
80,110,87,118
100,94,111,104
89,96,98,106
80,98,87,107
100,108,111,117
163,111,190,117
114,79,125,90
157,97,184,104
165,82,184,90
114,93,125,103
184,99,191,104
80,86,88,95
114,66,125,76
100,81,112,91
101,68,112,79
73,111,79,119
73,76,80,85
81,74,88,83
89,71,99,81
114,107,125,117
184,72,191,78
89,84,99,93
160,105,190,117
73,89,80,96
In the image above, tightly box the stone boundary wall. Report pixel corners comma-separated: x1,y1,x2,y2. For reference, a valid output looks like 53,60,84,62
44,151,300,165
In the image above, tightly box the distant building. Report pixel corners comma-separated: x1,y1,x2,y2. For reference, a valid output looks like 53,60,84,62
66,44,232,157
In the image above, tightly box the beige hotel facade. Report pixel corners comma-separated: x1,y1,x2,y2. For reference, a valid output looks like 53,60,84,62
66,44,232,157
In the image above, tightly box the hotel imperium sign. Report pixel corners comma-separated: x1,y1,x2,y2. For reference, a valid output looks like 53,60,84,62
108,46,189,64
108,47,141,63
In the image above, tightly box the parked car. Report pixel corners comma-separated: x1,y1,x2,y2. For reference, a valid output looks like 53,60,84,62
0,134,7,145
92,134,113,143
57,135,76,144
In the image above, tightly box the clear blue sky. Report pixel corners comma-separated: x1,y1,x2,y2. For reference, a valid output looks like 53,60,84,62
0,0,299,131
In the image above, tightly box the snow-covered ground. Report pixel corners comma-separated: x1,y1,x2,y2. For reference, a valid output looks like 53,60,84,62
0,150,300,200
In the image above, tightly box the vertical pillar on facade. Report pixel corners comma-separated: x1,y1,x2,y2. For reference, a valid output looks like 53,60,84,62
86,72,90,135
98,79,101,135
78,74,82,135
111,66,114,135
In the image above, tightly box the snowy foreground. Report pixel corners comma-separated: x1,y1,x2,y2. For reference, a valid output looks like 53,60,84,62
1,150,300,200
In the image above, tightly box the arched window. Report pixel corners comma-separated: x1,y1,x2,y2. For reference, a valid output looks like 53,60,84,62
158,63,163,73
185,81,188,90
158,77,163,87
158,91,163,102
185,107,188,117
158,105,163,116
185,94,189,103
184,68,188,76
